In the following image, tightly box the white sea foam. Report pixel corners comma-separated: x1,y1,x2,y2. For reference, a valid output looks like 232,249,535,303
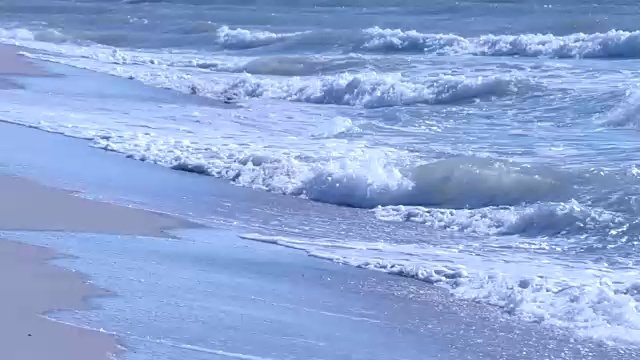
207,72,536,108
6,25,640,59
361,27,469,54
5,92,616,245
9,44,538,108
4,22,640,348
598,90,640,128
0,27,69,43
215,26,303,50
1,86,576,213
239,232,640,346
362,27,640,58
0,27,538,108
374,200,624,237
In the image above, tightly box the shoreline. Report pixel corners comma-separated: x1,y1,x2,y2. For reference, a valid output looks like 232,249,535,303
0,44,124,360
0,239,119,360
0,175,196,237
0,173,196,360
2,41,639,359
0,44,49,76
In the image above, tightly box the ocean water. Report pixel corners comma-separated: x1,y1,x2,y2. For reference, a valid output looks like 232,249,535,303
2,0,640,349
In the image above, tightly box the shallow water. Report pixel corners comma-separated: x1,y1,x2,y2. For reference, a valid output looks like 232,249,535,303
2,0,640,347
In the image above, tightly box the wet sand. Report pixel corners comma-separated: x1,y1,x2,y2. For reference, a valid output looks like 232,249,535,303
0,240,118,360
0,45,48,76
0,176,193,237
0,44,192,360
0,45,48,88
2,46,638,360
0,174,195,360
1,44,121,360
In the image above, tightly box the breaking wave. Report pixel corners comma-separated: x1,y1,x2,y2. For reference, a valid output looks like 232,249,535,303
208,26,640,58
303,157,569,209
88,126,570,211
6,25,640,59
374,200,623,238
361,27,640,58
198,25,640,58
203,72,538,108
214,26,304,50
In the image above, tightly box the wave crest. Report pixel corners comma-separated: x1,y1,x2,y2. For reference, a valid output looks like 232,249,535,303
304,157,568,209
215,26,302,50
374,200,623,238
361,27,640,58
211,73,537,108
6,25,640,59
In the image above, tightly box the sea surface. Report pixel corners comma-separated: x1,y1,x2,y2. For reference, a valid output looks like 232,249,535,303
2,0,640,350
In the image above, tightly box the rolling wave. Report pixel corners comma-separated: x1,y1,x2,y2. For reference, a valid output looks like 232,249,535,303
5,25,640,59
361,27,640,58
206,25,640,59
210,26,640,58
205,72,537,108
214,26,305,50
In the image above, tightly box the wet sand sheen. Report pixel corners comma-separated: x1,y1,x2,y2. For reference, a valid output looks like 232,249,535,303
0,175,194,237
0,174,195,359
0,240,118,360
0,45,118,360
0,49,188,360
0,45,48,76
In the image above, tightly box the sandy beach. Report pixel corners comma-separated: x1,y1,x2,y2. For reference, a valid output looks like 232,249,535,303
2,35,640,359
0,115,637,360
0,44,49,89
0,240,117,360
0,174,195,360
0,45,192,360
0,173,194,360
0,45,47,76
0,176,192,237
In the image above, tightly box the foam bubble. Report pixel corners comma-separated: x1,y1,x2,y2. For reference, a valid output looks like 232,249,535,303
11,42,538,109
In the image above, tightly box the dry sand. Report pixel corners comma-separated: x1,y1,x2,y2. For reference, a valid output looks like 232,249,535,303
0,175,195,359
